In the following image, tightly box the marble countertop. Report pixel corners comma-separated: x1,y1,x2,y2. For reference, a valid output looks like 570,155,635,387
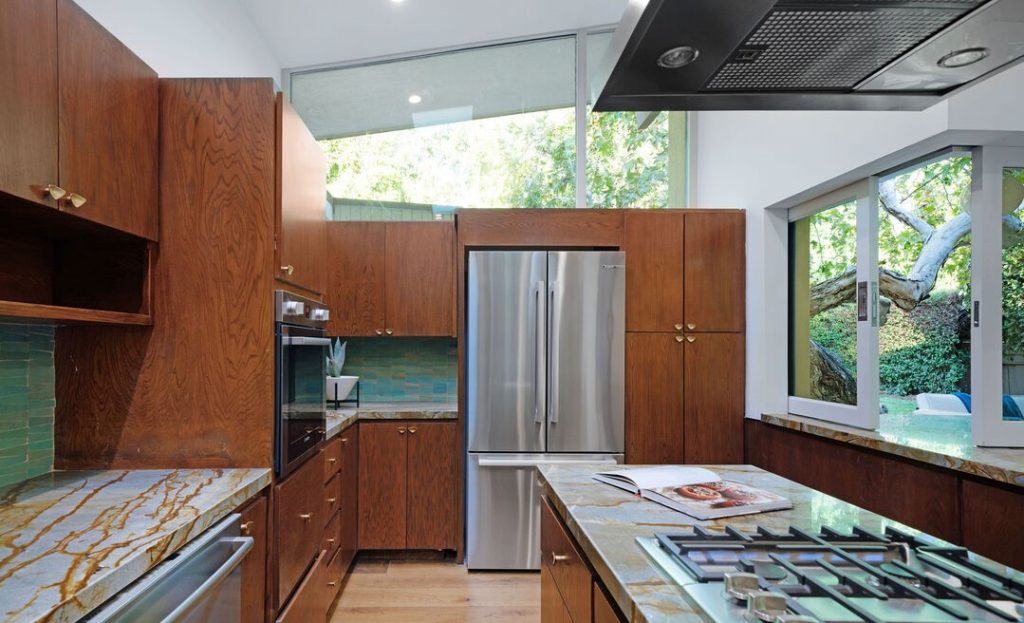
538,464,1022,623
325,402,457,439
0,468,271,623
761,413,1024,487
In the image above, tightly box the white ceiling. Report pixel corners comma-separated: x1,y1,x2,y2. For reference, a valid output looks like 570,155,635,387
240,0,629,70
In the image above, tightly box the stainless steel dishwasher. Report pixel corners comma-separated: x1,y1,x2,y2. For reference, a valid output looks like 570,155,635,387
84,513,253,623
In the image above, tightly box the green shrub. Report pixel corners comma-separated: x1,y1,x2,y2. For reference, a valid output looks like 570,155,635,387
809,303,857,373
878,291,968,396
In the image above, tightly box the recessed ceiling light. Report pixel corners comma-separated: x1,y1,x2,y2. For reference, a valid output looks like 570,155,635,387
408,94,422,104
657,46,699,69
937,47,989,69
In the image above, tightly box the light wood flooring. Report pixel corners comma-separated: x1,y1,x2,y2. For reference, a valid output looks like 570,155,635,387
330,559,540,622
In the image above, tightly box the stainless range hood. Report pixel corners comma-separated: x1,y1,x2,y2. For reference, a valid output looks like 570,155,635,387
592,0,1024,111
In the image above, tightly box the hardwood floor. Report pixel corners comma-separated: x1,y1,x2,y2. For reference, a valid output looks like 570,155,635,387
330,559,540,622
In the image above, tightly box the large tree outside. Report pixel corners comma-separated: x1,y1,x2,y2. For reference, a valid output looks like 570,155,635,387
792,155,1024,417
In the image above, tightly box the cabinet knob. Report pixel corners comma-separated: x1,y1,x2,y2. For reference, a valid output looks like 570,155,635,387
686,323,696,330
299,512,313,521
675,335,684,343
341,437,348,444
328,497,337,504
686,335,696,343
240,521,254,536
375,329,383,336
43,184,67,201
385,328,394,335
674,323,683,331
68,193,87,209
408,427,417,434
327,581,337,588
281,264,295,276
550,552,570,566
398,426,407,435
328,457,337,464
327,538,336,544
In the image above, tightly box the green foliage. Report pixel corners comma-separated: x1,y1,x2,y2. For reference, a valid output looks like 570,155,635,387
809,303,857,372
1004,240,1024,354
806,203,857,282
878,292,968,396
584,112,669,208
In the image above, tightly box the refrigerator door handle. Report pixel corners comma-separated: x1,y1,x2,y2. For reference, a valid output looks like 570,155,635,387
548,279,559,424
477,457,619,468
534,280,546,425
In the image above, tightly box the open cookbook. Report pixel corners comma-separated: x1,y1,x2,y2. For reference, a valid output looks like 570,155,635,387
593,466,792,520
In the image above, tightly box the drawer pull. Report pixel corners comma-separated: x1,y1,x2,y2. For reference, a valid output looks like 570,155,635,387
328,457,337,464
68,193,87,209
328,497,337,504
686,335,696,343
327,581,337,588
675,336,684,343
281,264,295,276
674,323,683,331
341,437,348,443
43,183,67,201
375,329,383,335
240,521,254,536
327,538,336,544
299,512,313,521
408,427,417,434
385,328,394,335
550,552,570,566
398,427,407,435
686,323,696,330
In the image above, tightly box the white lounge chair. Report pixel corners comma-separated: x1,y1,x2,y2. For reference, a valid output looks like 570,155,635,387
913,393,970,416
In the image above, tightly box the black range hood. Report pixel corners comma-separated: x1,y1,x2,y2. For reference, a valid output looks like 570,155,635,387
592,0,1024,111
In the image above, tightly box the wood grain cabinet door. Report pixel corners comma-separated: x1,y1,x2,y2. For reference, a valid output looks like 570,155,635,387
541,566,573,623
406,421,457,549
594,581,625,623
683,332,744,464
239,496,268,623
325,222,386,336
0,0,59,208
276,549,329,623
275,452,326,604
276,94,327,295
358,422,407,549
626,333,685,464
384,222,455,337
623,211,685,332
57,0,159,240
339,426,359,571
683,212,745,333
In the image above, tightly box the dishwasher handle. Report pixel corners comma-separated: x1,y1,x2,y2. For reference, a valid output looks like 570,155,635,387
161,536,253,623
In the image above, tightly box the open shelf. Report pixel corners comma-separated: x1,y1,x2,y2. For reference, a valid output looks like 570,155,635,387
0,300,151,326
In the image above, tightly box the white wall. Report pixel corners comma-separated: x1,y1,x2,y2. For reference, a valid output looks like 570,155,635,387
75,0,281,81
691,61,1024,419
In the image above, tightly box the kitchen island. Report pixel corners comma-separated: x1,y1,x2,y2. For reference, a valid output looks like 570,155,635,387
538,464,1024,623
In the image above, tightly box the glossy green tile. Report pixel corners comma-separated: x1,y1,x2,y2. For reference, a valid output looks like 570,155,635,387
0,324,54,485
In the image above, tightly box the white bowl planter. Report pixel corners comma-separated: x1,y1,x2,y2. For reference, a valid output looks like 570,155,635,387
327,375,358,403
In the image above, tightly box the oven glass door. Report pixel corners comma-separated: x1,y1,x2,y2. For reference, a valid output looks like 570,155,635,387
277,324,327,475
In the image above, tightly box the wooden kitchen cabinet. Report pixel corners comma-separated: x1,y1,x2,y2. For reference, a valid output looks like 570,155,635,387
338,426,359,573
541,566,574,623
326,221,455,337
594,581,625,623
276,93,327,295
684,332,745,464
359,420,457,551
0,0,158,240
239,495,269,623
275,451,326,604
684,211,745,333
541,497,592,623
626,333,685,464
276,549,329,623
623,211,685,332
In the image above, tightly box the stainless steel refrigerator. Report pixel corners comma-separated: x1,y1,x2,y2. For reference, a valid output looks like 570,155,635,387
466,250,625,570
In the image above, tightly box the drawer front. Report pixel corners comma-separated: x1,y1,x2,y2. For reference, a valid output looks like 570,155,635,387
323,504,341,558
594,580,624,623
326,547,345,603
323,437,342,483
276,549,328,623
323,472,341,520
276,452,325,603
541,497,591,623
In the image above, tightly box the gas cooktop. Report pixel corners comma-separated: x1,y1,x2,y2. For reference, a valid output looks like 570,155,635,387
639,524,1024,623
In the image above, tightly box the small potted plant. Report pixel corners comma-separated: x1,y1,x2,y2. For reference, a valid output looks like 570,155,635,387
325,338,358,405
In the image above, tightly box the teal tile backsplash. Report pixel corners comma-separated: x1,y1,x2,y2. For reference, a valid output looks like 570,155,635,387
0,324,54,488
336,337,456,403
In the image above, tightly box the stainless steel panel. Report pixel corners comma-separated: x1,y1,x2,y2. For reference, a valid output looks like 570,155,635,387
466,453,622,570
546,252,625,454
467,251,546,453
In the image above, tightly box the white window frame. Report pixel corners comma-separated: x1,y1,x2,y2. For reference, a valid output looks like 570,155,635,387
786,180,881,430
971,146,1024,447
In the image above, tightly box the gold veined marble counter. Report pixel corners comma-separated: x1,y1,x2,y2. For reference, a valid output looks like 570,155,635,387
0,468,271,623
325,402,457,439
538,463,1022,623
761,413,1024,487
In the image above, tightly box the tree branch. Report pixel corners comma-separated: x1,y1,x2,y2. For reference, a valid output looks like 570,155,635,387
879,178,934,240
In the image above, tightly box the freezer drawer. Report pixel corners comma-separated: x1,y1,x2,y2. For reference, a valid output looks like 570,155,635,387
466,453,622,570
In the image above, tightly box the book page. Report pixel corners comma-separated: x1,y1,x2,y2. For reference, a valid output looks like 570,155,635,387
594,466,720,490
647,480,789,517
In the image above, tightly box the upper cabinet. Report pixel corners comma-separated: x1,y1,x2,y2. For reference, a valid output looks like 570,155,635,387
276,94,327,296
326,221,455,337
623,210,745,333
0,0,159,240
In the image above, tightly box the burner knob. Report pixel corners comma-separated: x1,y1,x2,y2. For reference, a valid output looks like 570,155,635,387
724,573,761,601
747,592,788,623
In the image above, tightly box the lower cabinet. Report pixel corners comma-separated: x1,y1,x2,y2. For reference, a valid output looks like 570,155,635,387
276,549,330,623
338,426,359,571
238,494,268,623
359,420,457,550
541,496,626,623
276,451,325,604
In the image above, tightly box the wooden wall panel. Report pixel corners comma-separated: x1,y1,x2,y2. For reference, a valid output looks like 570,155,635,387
240,494,269,623
0,0,59,208
622,211,684,332
745,420,961,543
325,222,385,336
55,79,277,468
457,209,623,248
961,479,1024,570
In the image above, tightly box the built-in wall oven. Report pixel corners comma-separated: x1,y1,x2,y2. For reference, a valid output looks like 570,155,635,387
275,291,330,477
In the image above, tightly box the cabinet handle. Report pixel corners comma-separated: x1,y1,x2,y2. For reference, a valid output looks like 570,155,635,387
328,497,337,504
385,329,394,335
398,426,407,435
299,512,313,521
327,581,337,588
674,323,683,331
327,538,336,544
341,438,348,444
675,335,684,343
550,552,570,566
281,264,295,276
375,329,383,336
408,427,417,434
43,184,67,201
328,457,337,464
686,335,696,343
68,193,87,209
686,323,696,330
240,521,254,536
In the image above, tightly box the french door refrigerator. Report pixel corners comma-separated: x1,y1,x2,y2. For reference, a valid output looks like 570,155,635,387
466,250,625,570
